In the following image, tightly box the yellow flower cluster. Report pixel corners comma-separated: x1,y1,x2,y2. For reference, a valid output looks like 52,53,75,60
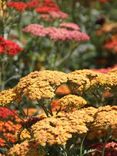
67,69,99,94
95,73,117,88
5,105,116,154
0,88,18,106
18,129,31,141
8,140,45,156
58,94,87,112
0,69,116,105
15,70,67,101
30,105,117,147
32,107,97,146
88,105,117,140
0,69,116,155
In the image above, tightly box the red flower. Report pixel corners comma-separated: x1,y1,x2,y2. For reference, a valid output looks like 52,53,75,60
7,1,27,12
5,39,23,55
27,0,40,9
0,36,23,55
0,107,16,119
91,142,117,156
35,0,59,13
104,40,117,53
99,0,110,3
0,107,21,147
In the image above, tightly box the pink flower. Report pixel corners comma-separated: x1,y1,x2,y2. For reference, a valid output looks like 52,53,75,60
91,142,117,156
23,24,47,37
60,23,80,30
93,65,117,73
23,24,90,42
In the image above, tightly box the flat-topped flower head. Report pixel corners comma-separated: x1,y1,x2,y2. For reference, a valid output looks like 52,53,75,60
60,22,80,30
88,105,117,139
23,24,89,42
91,141,117,156
8,140,45,156
0,88,19,106
0,36,23,55
7,1,27,12
58,94,87,112
67,69,100,94
14,70,67,101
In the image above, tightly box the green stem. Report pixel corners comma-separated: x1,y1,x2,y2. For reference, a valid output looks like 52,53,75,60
0,55,6,90
101,128,112,156
80,134,87,156
39,100,50,117
55,42,78,67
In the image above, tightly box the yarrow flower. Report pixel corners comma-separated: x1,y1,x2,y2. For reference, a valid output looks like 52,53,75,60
23,24,90,42
7,1,27,12
104,40,117,53
7,0,68,20
0,107,21,147
99,0,110,3
35,0,60,13
0,36,23,55
60,22,80,30
27,0,40,9
35,0,68,20
0,107,16,119
93,65,117,73
91,141,117,156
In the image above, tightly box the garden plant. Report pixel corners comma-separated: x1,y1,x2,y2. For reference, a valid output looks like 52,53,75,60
0,0,117,155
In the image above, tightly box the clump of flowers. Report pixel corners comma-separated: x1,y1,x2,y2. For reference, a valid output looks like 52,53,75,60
90,141,117,156
57,94,87,112
0,36,23,55
7,0,68,20
0,107,21,147
23,23,90,42
99,0,110,3
104,35,117,53
96,23,117,35
7,1,27,12
0,70,116,155
0,69,117,105
7,140,45,156
88,105,117,140
93,65,117,73
0,88,20,106
35,0,68,20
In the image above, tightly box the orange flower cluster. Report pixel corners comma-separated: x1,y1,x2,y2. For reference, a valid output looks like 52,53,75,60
0,107,21,147
104,35,117,53
5,105,116,155
8,140,45,156
0,70,116,155
0,69,117,106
